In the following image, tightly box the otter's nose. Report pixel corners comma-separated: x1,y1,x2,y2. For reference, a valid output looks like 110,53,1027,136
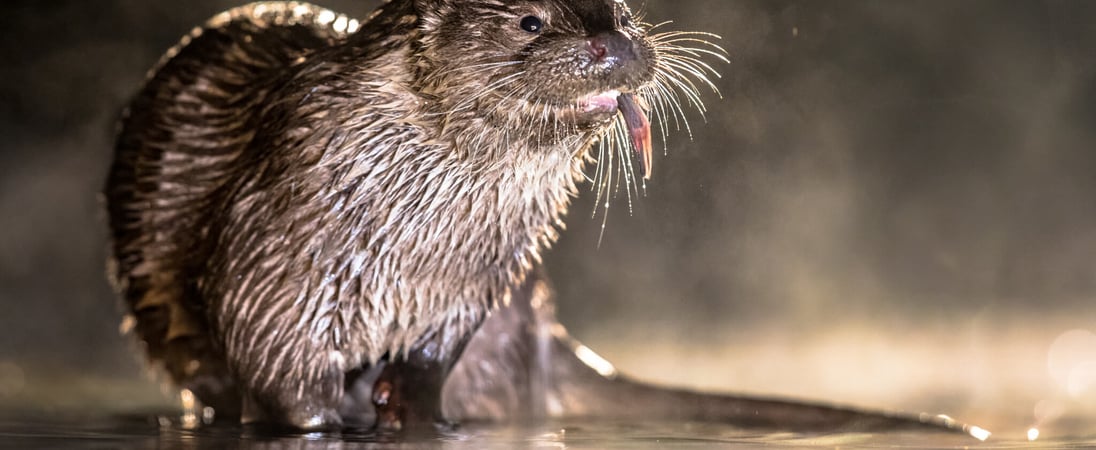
586,31,638,64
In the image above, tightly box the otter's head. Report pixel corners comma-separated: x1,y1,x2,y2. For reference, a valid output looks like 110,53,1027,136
409,0,723,182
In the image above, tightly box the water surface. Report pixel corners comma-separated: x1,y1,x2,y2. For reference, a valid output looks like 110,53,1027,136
1,413,1084,449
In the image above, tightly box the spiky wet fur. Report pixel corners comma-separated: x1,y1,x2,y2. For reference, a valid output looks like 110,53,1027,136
105,0,721,427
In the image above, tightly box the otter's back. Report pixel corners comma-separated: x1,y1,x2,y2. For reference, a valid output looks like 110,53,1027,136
104,2,359,396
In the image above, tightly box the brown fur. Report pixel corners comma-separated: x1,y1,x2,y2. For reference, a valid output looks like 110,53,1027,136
105,0,720,428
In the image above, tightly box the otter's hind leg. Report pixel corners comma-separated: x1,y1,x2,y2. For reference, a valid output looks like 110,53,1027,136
369,349,459,431
340,333,478,431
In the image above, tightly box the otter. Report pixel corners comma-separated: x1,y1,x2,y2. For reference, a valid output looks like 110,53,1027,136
104,0,985,437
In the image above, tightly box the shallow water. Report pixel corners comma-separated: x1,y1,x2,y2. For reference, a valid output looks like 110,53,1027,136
0,414,1087,449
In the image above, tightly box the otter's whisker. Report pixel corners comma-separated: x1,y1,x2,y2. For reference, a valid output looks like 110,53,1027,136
660,50,726,83
651,73,695,138
594,135,615,246
639,86,672,154
644,20,676,32
592,125,620,223
650,32,725,45
648,30,726,46
653,41,728,62
660,51,724,85
656,66,709,117
613,113,641,210
659,62,716,111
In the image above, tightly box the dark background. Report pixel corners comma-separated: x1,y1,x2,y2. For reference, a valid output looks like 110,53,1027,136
2,0,1096,438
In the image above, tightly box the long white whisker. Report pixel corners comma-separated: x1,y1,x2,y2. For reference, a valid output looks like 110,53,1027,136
660,58,720,101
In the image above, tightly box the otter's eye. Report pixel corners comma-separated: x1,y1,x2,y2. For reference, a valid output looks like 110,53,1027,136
620,15,632,28
520,16,543,33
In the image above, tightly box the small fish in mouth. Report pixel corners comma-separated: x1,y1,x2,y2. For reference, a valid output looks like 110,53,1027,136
578,91,653,180
616,93,652,180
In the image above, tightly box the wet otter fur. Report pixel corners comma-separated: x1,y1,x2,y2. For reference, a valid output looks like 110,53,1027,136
105,0,984,436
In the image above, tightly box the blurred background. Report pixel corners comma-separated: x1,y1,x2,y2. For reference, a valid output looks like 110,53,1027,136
2,0,1095,442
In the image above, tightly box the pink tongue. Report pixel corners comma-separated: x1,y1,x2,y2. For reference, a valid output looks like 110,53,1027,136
617,93,652,179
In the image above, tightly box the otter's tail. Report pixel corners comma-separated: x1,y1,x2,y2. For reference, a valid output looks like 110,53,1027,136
442,270,989,439
104,2,358,414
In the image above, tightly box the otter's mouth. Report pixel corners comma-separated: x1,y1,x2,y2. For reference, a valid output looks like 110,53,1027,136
575,91,653,179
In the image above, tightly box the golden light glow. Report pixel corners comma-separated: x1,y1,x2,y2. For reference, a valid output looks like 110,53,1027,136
575,345,618,378
1048,329,1096,398
316,10,336,26
180,389,200,429
969,426,991,441
333,16,349,34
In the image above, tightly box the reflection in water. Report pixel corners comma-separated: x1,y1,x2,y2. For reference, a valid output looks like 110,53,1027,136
0,414,1026,449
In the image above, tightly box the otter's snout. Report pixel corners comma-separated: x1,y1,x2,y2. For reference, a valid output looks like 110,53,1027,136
586,31,639,65
583,30,650,89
